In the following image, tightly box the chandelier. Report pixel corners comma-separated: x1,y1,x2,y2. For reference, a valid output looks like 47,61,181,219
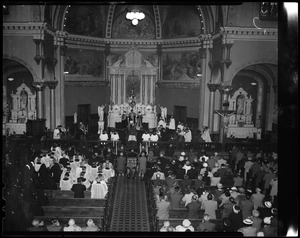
126,9,145,26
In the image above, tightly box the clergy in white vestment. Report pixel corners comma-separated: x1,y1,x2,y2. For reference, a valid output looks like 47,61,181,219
102,159,115,182
184,128,192,142
88,163,100,182
60,173,73,191
91,176,108,199
201,126,212,142
168,115,176,131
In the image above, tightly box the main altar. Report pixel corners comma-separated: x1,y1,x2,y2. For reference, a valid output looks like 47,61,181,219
107,48,158,129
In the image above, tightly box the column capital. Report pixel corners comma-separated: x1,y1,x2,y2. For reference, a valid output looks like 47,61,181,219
45,81,58,89
32,81,47,91
217,84,233,95
207,83,219,92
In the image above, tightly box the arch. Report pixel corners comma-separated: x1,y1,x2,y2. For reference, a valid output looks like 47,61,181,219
197,5,215,33
227,60,277,86
3,55,39,81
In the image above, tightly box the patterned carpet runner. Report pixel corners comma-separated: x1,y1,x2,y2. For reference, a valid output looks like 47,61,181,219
109,176,150,231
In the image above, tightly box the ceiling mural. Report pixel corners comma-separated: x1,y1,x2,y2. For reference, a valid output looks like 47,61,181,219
112,12,155,39
64,5,108,38
162,6,202,38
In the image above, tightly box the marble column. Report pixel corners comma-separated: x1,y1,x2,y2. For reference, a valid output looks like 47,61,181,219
255,83,265,128
32,82,46,119
46,81,58,130
207,83,219,132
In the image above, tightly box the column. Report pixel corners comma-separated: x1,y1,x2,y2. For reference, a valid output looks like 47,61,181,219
46,81,58,130
207,83,218,132
255,83,264,128
150,75,154,104
198,48,207,129
32,82,46,119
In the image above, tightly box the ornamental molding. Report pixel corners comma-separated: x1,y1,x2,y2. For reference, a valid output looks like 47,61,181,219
219,27,278,42
3,22,56,38
65,80,109,87
157,81,200,89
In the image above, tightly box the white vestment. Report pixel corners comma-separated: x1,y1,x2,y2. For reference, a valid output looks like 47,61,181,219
91,181,108,199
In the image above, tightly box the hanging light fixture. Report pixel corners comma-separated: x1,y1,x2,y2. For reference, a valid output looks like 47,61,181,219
251,65,257,86
126,9,145,26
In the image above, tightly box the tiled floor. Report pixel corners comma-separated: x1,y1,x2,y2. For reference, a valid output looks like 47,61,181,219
109,176,150,231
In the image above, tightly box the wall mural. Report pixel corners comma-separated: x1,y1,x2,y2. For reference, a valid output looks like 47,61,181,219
162,6,202,38
162,51,202,81
64,49,104,77
64,5,108,38
112,13,155,39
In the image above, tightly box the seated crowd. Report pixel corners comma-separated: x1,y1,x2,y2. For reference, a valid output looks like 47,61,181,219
142,147,279,235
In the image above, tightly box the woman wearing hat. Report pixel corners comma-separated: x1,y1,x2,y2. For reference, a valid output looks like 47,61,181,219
81,219,100,231
175,219,194,231
159,221,175,232
227,205,244,231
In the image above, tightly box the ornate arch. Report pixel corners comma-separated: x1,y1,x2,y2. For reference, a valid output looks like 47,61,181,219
3,55,39,81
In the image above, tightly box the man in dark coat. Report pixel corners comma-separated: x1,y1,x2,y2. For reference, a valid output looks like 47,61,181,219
186,194,201,219
227,205,244,232
196,214,216,232
71,178,86,198
50,161,62,184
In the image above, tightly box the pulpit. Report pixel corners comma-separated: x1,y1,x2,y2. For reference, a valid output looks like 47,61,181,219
227,87,258,138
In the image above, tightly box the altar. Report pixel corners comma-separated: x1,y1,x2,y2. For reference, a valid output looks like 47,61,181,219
4,83,37,135
226,87,259,139
107,48,158,129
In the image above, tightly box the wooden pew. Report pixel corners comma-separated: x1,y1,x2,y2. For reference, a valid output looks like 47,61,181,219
48,198,106,207
156,218,223,232
34,216,104,230
168,208,222,219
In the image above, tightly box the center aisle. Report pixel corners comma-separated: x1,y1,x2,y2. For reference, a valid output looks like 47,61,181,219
109,175,151,231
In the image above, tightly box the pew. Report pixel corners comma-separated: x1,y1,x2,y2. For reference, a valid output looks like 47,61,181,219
168,208,222,219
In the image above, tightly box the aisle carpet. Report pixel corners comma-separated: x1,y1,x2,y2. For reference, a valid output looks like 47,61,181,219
109,175,150,231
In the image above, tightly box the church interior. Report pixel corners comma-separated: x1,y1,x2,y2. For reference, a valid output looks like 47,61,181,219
2,2,298,235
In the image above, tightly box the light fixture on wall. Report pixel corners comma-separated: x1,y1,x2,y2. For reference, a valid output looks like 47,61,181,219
126,9,145,26
251,65,257,86
8,77,14,81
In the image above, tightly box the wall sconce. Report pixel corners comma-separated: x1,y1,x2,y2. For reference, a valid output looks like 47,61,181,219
8,77,14,81
126,10,145,26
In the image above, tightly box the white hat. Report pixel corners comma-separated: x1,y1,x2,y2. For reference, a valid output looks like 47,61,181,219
243,218,253,225
182,219,191,227
263,217,271,225
203,162,208,168
181,152,186,156
164,221,170,227
215,162,219,167
257,231,265,237
264,201,272,208
230,187,237,191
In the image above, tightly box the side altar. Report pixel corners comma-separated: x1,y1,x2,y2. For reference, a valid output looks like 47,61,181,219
4,83,37,135
226,87,260,139
107,48,158,129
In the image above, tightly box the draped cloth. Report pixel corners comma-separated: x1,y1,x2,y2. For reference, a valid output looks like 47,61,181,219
91,181,108,199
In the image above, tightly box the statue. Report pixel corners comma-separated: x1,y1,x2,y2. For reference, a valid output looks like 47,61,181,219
74,112,77,123
20,88,28,110
98,104,106,121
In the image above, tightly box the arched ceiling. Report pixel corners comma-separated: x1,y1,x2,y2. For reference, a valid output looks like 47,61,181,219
51,4,210,39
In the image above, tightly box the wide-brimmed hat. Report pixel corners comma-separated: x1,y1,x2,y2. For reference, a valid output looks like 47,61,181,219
264,201,272,208
230,187,237,191
181,152,186,156
203,162,208,168
182,219,191,227
243,218,253,225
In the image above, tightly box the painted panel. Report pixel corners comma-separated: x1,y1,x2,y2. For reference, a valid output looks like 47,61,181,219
162,51,202,80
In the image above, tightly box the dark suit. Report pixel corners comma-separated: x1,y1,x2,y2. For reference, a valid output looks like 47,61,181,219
186,201,201,219
196,221,216,232
71,183,86,198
